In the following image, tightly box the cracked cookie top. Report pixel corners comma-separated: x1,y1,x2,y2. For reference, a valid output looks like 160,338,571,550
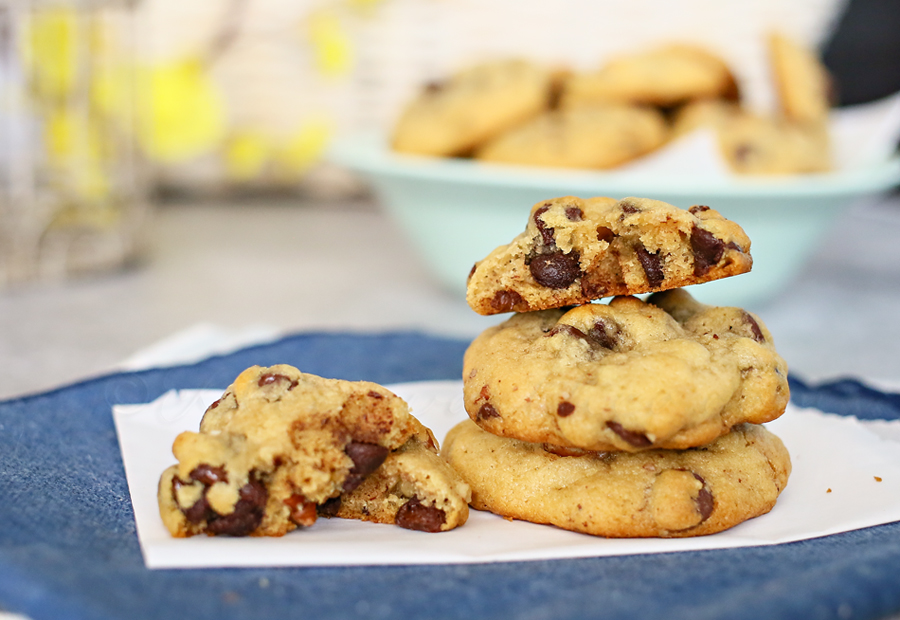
466,196,752,315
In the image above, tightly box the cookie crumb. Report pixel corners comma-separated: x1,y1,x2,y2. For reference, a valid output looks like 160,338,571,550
826,488,832,493
874,476,883,482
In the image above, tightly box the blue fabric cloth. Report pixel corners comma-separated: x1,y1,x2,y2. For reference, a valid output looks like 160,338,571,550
1,331,899,620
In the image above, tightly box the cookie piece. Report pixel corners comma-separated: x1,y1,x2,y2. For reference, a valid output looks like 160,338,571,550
158,364,470,537
466,196,751,315
442,419,791,538
463,290,789,452
475,104,668,169
561,44,740,109
673,100,831,174
391,59,552,157
768,32,833,125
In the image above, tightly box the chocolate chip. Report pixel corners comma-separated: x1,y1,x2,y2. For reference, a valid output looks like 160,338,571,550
557,401,576,417
343,442,389,492
588,319,620,350
258,372,299,390
734,143,754,163
285,494,318,527
395,497,446,532
635,245,664,288
468,263,477,282
689,205,710,215
318,496,342,517
529,251,580,289
190,464,228,486
621,201,640,214
606,421,653,448
565,207,583,221
208,397,222,410
367,390,384,400
596,226,615,243
477,402,500,420
690,225,726,276
206,476,268,536
743,312,765,343
183,494,212,524
546,323,588,340
725,241,743,252
533,205,556,246
692,473,714,521
490,289,526,313
424,81,444,94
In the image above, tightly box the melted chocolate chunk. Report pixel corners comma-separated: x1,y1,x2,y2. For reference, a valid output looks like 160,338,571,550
692,473,714,521
206,476,268,536
588,319,620,350
529,251,581,289
546,323,588,340
190,464,228,486
606,421,653,448
689,205,710,215
318,495,342,517
565,207,584,221
533,205,556,246
621,201,641,215
477,402,500,420
634,245,664,288
343,442,389,492
258,372,299,390
690,225,726,276
367,390,384,400
467,263,477,282
557,401,576,417
743,312,765,343
490,289,526,313
395,497,446,532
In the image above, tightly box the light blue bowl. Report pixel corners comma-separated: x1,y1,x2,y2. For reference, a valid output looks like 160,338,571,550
330,132,900,307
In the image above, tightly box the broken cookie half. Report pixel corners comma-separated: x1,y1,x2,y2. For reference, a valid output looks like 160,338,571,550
158,364,470,537
466,196,752,315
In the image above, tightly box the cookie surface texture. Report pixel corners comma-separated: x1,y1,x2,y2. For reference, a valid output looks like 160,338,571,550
561,44,739,108
475,104,668,169
158,364,470,537
463,290,789,452
466,196,751,315
442,420,791,538
391,59,551,157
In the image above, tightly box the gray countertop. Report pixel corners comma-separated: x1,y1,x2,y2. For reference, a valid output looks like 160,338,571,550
2,193,900,401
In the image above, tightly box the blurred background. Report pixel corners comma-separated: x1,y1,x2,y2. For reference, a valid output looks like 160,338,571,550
1,0,900,398
2,0,898,285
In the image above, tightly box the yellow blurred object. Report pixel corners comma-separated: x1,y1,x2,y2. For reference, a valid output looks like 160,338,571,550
307,9,354,77
135,57,227,163
274,117,334,176
43,108,112,202
224,132,271,181
23,7,80,100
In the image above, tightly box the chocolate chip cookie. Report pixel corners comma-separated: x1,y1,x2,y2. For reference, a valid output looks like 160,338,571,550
158,365,470,537
463,290,789,452
466,196,751,315
442,419,791,538
475,104,668,169
391,59,553,157
561,44,740,109
768,31,833,126
673,100,831,174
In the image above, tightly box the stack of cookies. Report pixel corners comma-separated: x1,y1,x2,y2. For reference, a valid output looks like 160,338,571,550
443,196,792,538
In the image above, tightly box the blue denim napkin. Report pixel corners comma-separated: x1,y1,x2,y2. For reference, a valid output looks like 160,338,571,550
1,331,898,620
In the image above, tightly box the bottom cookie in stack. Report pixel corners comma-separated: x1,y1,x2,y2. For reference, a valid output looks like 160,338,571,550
449,289,792,537
443,420,790,538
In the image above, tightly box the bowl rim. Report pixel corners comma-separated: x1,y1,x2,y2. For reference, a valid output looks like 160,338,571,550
329,131,900,198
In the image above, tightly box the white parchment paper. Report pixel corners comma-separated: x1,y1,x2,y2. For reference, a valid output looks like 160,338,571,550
113,381,900,569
